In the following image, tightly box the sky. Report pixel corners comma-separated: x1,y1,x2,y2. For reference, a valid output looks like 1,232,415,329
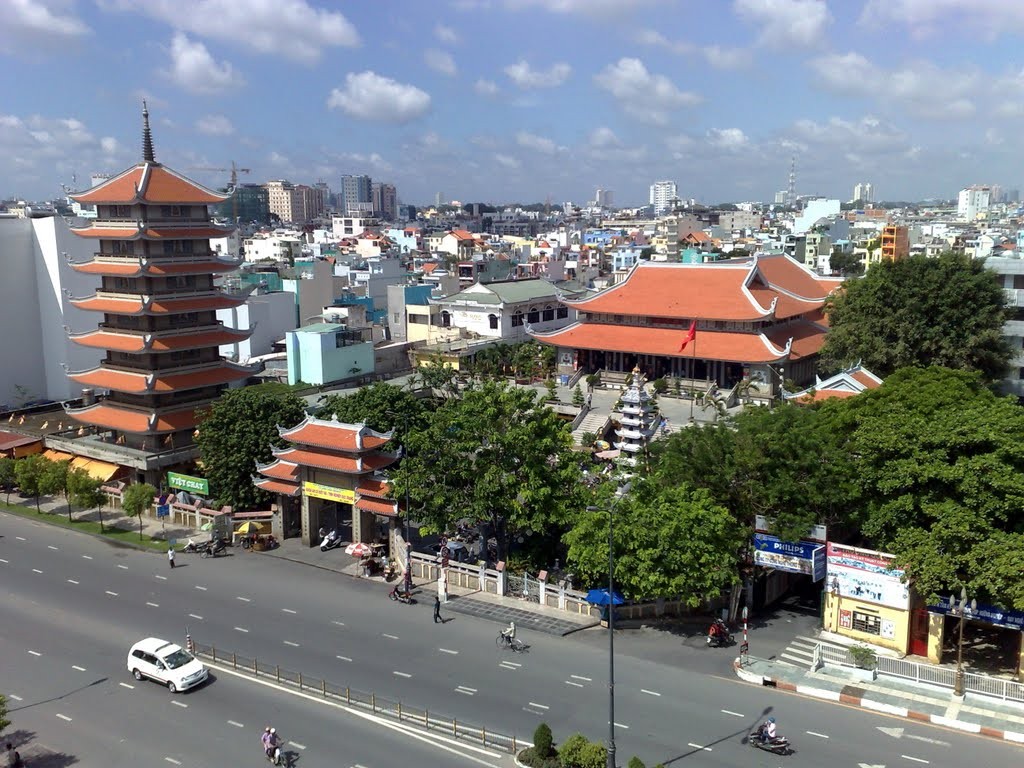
2,0,1023,207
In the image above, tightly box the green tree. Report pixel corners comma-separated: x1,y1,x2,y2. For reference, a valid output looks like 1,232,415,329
820,253,1011,381
0,692,9,735
68,468,107,532
15,454,52,512
122,482,157,540
533,722,553,758
195,383,307,511
565,480,743,602
390,382,584,563
572,384,585,407
412,353,462,399
316,382,427,441
828,250,863,276
840,367,1024,606
628,757,647,768
0,456,15,504
558,733,607,768
41,457,71,520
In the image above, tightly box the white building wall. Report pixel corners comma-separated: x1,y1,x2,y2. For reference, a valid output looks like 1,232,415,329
792,199,841,235
217,291,297,363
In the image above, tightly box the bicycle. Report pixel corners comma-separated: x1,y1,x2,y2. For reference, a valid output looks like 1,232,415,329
496,632,526,652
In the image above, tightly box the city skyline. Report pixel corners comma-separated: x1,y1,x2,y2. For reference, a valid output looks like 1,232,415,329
1,0,1022,206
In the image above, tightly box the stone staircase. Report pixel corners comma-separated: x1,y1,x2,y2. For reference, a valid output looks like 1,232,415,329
778,634,849,670
572,410,610,446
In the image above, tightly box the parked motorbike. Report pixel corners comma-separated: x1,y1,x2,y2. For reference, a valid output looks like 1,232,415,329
388,585,414,604
182,538,205,554
706,618,734,647
200,539,227,558
749,725,791,755
319,528,342,552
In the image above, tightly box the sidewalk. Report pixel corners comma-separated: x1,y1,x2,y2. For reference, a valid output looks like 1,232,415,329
734,654,1024,745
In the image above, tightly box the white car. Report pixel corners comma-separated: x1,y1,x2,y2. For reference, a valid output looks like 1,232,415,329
127,638,208,692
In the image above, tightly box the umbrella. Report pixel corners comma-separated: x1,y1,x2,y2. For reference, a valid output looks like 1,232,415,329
236,521,263,534
586,588,625,606
200,522,213,531
346,542,372,557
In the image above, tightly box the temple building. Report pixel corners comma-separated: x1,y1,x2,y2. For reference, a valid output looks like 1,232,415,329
530,254,842,404
54,104,256,484
254,415,399,547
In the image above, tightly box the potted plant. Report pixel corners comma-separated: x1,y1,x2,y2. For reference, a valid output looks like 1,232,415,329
849,644,878,681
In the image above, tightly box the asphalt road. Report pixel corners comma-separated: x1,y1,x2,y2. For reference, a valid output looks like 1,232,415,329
2,512,1021,767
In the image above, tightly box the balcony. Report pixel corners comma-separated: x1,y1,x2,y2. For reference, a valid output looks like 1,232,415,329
1004,289,1024,307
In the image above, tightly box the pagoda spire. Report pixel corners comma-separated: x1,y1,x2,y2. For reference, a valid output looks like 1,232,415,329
142,100,155,163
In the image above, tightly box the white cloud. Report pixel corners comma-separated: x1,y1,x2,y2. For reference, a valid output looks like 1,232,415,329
633,29,750,68
327,71,431,123
504,59,571,88
701,45,752,70
516,131,558,154
733,0,830,49
195,114,235,136
164,33,244,94
475,78,499,96
103,0,359,63
505,0,655,15
665,134,695,158
434,23,459,44
588,126,620,148
494,153,521,169
424,49,457,76
100,137,120,154
707,128,749,150
0,0,90,54
860,0,1024,38
791,115,909,153
594,57,701,125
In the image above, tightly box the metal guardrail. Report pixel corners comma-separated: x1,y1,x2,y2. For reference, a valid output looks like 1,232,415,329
193,643,523,754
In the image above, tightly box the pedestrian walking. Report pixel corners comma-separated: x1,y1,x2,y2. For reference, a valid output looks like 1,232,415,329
168,546,176,569
433,595,442,623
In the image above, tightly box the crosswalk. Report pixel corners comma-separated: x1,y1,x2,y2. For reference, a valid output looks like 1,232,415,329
778,634,849,670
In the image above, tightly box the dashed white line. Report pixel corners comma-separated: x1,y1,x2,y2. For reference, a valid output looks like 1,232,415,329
8,695,22,701
284,640,299,647
72,665,86,672
234,627,249,633
119,683,134,689
165,758,182,765
721,709,743,717
500,662,520,670
195,585,207,591
48,545,59,551
228,720,244,728
0,558,7,564
902,757,929,765
289,741,306,750
687,742,711,751
614,722,630,730
394,671,412,678
16,536,26,541
336,655,352,662
171,700,187,708
501,660,522,668
117,564,128,570
146,601,160,608
188,614,204,620
32,568,42,574
807,731,829,739
155,574,167,580
571,674,592,682
439,647,459,655
383,633,399,640
332,620,345,627
105,590,118,596
237,596,251,602
67,579,78,585
642,689,662,697
529,702,549,710
282,608,297,614
81,554,91,559
455,685,477,696
28,650,41,657
566,681,584,688
56,714,72,722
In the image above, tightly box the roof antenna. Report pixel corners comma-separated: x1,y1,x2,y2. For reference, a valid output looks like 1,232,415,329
142,100,155,163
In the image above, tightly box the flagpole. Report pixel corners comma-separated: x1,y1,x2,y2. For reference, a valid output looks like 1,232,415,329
689,318,697,422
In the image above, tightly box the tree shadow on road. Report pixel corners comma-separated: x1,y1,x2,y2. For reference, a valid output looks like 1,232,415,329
8,678,108,713
20,745,79,767
656,704,778,765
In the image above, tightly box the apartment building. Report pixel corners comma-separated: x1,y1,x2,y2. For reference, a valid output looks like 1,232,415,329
649,180,678,217
880,224,910,261
265,180,302,223
372,182,397,221
958,186,991,221
341,174,373,215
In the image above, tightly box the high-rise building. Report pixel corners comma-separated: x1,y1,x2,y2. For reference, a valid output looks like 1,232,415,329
774,191,788,205
63,103,254,481
265,180,302,223
595,188,613,208
342,174,373,215
297,184,326,221
372,182,397,221
214,183,269,224
852,182,873,204
958,186,991,221
649,180,677,216
435,191,444,208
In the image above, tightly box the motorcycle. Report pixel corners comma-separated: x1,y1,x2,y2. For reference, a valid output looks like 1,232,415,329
706,619,734,647
749,724,791,755
182,538,205,554
264,743,282,765
319,528,342,552
389,585,414,604
200,539,227,558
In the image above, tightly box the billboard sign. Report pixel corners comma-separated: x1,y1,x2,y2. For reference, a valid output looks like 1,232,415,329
826,543,909,610
929,595,1024,631
752,533,825,580
168,472,209,496
303,481,356,504
754,514,827,543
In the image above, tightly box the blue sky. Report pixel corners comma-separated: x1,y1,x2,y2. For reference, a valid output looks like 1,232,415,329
2,0,1023,206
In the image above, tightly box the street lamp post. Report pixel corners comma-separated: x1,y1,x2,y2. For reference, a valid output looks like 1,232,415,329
388,410,415,595
953,587,977,697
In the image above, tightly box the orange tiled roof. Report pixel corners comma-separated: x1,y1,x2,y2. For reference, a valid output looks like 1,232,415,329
355,497,399,517
280,416,391,452
356,479,392,499
754,253,842,297
255,478,301,497
746,284,822,320
69,363,252,394
71,162,228,205
851,369,883,389
531,322,791,363
449,229,474,240
795,389,859,403
272,446,396,474
70,226,143,240
422,263,439,274
764,321,828,361
70,295,145,314
65,402,198,434
71,258,239,276
257,459,299,481
144,226,233,239
69,329,147,352
148,328,251,351
149,294,247,313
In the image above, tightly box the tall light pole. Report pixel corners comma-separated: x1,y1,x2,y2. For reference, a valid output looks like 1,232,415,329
388,410,414,595
953,587,976,697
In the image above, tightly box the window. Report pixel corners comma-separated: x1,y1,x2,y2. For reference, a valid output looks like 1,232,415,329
112,205,131,218
556,306,568,319
511,311,524,327
542,305,554,322
527,309,540,324
440,310,451,328
393,313,401,324
112,240,133,255
160,205,184,217
1015,274,1024,290
488,314,498,330
851,611,881,635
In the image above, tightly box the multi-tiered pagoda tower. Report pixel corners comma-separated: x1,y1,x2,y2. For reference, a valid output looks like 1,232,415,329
63,104,255,481
613,366,660,478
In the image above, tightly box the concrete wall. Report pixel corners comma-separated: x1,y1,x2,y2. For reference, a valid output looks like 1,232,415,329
218,291,297,362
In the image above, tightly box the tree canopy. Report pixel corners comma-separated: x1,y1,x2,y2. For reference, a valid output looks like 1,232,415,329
820,252,1010,381
68,468,106,530
316,382,427,442
15,454,51,511
196,383,307,511
122,482,157,540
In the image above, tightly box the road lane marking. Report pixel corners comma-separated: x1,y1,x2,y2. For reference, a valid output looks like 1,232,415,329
289,741,306,750
16,536,26,541
81,554,91,559
336,655,352,662
394,671,412,678
282,608,297,614
687,742,711,751
72,665,86,671
0,558,7,563
155,574,167,580
807,731,829,739
165,759,182,765
146,602,160,607
721,709,743,717
455,686,477,695
501,661,521,667
32,568,43,574
117,564,128,570
189,614,204,620
8,695,22,701
234,626,249,633
500,662,519,670
56,714,72,722
105,590,118,596
571,674,592,681
67,579,78,585
642,689,662,697
28,650,41,656
171,701,187,708
566,681,584,688
228,720,244,728
332,620,345,627
237,596,251,602
614,722,630,730
528,702,549,710
195,585,207,591
902,757,929,764
439,647,459,655
48,545,59,550
284,640,299,647
119,683,134,689
383,633,399,640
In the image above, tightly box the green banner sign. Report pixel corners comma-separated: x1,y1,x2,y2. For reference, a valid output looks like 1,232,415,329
168,471,209,496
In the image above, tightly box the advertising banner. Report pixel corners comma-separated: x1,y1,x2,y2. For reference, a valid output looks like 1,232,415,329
754,514,827,543
752,533,824,579
168,472,209,496
826,543,909,610
929,595,1024,631
303,481,356,504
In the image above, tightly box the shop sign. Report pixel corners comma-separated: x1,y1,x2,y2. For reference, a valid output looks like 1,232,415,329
929,595,1024,630
826,543,909,610
752,533,825,580
168,471,209,496
303,480,355,504
754,514,827,543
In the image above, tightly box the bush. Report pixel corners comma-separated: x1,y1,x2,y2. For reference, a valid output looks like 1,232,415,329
558,733,606,768
534,722,554,758
517,747,560,768
850,644,877,669
652,377,668,394
572,385,585,407
628,757,646,768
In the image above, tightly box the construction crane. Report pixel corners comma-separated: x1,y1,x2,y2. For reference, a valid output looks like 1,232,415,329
188,161,251,222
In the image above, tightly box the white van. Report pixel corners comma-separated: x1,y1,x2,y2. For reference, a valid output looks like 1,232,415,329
127,637,208,692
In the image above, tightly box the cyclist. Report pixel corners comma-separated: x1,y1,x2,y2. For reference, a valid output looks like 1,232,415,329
500,620,516,646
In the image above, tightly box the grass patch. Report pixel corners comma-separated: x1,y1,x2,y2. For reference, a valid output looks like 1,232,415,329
0,500,170,552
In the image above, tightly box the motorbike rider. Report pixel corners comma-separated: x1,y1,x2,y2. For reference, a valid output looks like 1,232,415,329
709,618,727,638
760,716,777,743
262,726,281,757
261,727,273,755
